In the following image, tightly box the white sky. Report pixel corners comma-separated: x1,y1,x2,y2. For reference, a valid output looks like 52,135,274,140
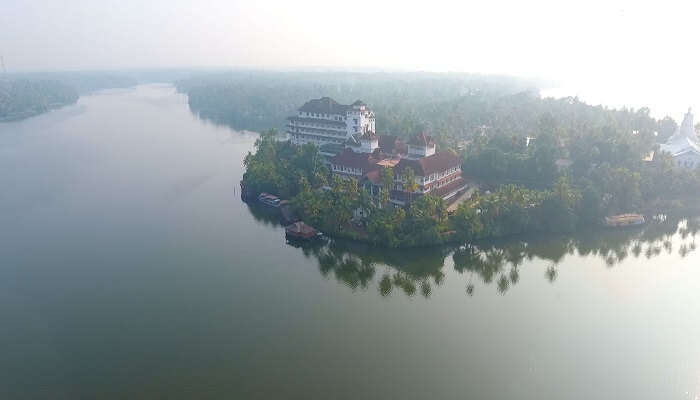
1,0,698,119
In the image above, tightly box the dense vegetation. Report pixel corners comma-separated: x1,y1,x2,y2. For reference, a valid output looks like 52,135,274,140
243,121,700,248
210,70,700,247
243,131,452,247
461,107,700,217
176,71,689,149
0,79,78,121
176,71,542,138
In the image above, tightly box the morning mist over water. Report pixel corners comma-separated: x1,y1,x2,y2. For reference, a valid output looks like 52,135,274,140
3,0,700,398
1,84,700,399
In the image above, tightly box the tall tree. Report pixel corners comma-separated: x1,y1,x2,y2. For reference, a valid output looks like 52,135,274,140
379,167,394,207
402,167,419,204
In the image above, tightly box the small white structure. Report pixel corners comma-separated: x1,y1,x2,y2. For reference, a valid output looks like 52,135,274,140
405,132,436,159
659,109,700,169
357,129,379,153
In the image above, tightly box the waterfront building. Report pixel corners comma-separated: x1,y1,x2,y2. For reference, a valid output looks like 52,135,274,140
291,96,467,203
287,97,375,146
330,148,391,179
659,109,700,169
330,132,466,204
391,150,464,203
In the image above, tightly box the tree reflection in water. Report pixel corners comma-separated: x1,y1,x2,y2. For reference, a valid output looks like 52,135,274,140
306,240,449,298
253,200,699,298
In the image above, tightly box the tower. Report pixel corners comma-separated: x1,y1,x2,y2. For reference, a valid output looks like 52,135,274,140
406,132,436,159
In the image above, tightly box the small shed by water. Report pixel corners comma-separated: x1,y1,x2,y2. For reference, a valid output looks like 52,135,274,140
285,221,319,240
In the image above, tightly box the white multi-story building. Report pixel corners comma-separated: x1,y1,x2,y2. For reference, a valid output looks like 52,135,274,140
288,97,375,146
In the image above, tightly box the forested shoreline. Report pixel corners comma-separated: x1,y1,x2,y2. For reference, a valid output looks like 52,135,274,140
1,69,197,122
0,79,79,121
226,71,700,247
242,131,700,248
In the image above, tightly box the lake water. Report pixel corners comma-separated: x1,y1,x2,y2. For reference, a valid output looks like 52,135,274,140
2,84,700,399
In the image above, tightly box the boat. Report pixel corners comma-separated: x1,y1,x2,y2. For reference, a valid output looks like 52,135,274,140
257,192,281,207
285,221,323,241
604,214,645,228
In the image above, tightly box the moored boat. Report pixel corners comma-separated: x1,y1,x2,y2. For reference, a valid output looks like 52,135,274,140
604,214,645,228
285,221,323,241
258,192,281,207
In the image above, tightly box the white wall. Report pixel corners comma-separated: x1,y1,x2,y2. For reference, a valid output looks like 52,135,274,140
674,152,700,169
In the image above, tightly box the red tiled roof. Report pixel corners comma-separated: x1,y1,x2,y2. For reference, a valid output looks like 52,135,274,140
395,151,460,176
389,177,466,202
330,148,383,171
365,169,381,185
429,177,467,199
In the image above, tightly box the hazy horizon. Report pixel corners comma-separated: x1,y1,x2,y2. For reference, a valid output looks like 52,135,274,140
2,0,699,119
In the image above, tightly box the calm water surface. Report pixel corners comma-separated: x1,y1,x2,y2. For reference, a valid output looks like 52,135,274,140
2,85,700,399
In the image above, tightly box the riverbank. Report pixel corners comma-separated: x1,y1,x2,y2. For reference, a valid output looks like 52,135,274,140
245,131,659,248
0,101,78,122
6,84,700,400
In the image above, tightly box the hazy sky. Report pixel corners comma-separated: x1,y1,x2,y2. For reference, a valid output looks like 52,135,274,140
2,0,698,118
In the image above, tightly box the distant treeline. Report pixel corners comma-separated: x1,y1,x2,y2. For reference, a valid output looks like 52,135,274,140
183,71,700,219
0,79,78,121
10,69,201,94
175,71,681,149
0,69,202,121
175,71,544,136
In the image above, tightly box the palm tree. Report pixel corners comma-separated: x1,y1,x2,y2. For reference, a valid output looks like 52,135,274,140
379,167,394,207
402,167,418,204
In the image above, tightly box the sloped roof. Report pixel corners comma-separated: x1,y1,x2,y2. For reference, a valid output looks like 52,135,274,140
346,135,361,147
319,143,345,155
660,137,700,157
395,151,460,176
660,109,700,156
299,97,350,115
408,132,435,147
285,221,317,235
378,135,407,155
365,169,381,185
359,129,377,140
330,148,383,170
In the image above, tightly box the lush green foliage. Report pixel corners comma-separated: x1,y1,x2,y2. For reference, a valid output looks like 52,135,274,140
243,132,454,247
451,179,581,242
230,71,700,246
460,101,700,219
242,130,328,199
243,129,700,248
